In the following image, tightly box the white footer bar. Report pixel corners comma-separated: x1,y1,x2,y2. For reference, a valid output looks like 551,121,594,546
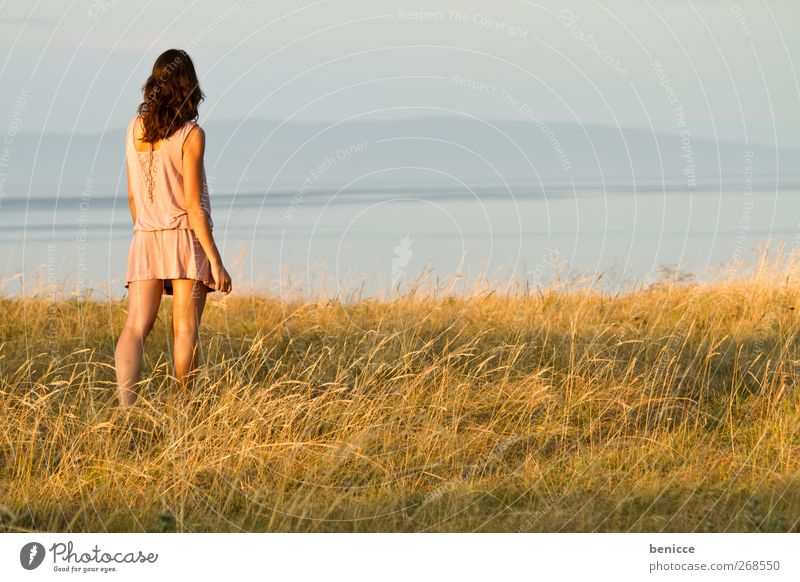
2,533,796,581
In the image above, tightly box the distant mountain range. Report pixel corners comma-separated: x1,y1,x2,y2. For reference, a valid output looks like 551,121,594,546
5,116,797,198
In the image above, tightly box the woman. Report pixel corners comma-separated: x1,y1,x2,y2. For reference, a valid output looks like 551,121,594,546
115,49,232,407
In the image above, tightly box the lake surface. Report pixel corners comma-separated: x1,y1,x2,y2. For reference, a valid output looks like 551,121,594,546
1,182,797,299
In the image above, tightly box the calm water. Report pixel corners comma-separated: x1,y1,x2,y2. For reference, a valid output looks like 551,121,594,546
1,183,797,299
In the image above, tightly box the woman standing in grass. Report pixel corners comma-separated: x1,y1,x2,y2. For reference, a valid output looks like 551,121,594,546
115,49,232,407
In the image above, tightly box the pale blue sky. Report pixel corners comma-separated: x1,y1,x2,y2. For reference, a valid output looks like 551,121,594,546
0,0,798,148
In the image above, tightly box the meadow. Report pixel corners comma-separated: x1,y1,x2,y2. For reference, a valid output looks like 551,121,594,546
1,249,799,532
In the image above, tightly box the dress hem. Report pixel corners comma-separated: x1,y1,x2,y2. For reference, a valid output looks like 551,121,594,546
124,276,216,296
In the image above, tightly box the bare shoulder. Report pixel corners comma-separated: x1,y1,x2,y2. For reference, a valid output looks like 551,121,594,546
183,123,206,157
131,114,144,140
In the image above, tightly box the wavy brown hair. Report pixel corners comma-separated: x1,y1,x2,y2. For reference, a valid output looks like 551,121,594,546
137,49,204,143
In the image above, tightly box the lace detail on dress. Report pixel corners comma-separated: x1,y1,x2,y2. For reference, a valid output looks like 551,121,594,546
138,149,161,203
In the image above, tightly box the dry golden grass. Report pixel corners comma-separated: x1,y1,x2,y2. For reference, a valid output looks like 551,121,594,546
2,248,800,532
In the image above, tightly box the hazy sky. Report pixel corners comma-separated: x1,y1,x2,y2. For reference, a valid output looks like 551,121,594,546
1,0,798,147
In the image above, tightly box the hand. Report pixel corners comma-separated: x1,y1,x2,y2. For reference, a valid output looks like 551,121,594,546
210,259,232,294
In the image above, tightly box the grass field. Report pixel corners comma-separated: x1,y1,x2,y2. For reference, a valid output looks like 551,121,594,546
2,250,800,532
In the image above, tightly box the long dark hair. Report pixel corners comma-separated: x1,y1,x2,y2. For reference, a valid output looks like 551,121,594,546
137,49,204,143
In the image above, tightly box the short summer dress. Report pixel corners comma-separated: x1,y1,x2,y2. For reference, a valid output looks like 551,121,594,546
124,114,216,295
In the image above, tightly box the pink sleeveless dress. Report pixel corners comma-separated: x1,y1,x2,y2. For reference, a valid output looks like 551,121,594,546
124,114,216,295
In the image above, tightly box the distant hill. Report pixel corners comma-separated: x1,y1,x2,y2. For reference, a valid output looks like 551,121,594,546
5,116,797,198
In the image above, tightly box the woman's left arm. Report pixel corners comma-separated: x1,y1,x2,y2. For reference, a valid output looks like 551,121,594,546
126,158,137,225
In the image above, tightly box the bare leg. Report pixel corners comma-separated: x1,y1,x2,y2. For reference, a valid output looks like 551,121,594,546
115,280,164,407
171,279,208,392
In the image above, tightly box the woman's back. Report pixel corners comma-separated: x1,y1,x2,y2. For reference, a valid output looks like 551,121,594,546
126,114,212,232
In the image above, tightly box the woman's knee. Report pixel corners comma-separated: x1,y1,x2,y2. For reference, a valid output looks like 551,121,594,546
120,320,153,344
173,322,199,344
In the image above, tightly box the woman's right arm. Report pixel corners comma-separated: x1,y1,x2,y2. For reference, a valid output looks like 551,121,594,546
183,125,232,294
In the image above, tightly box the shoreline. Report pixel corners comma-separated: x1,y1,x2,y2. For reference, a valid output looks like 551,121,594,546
1,243,796,303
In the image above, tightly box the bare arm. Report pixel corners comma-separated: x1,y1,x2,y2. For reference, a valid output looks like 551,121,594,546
183,125,232,293
183,126,219,263
126,158,137,225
